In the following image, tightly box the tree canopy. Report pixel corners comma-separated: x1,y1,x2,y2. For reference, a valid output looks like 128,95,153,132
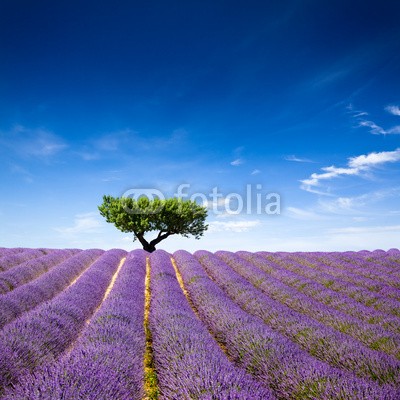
98,195,208,252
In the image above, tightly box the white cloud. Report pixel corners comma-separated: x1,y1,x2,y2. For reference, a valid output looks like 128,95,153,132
301,148,400,193
284,155,313,163
55,212,103,235
385,105,400,116
208,219,261,233
348,148,400,168
301,165,360,188
230,158,244,166
251,169,261,175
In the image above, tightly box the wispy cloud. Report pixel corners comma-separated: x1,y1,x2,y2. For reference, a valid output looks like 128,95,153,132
75,129,134,161
55,212,103,235
208,219,261,233
230,146,246,166
203,197,229,210
77,128,187,161
0,125,67,158
286,207,324,220
284,155,314,163
317,187,400,215
330,225,400,235
318,196,358,213
358,120,400,135
9,163,34,183
230,158,244,166
101,176,122,182
350,105,400,135
301,148,400,193
94,129,135,151
203,197,243,217
353,112,368,118
358,120,387,135
251,169,261,175
385,105,400,116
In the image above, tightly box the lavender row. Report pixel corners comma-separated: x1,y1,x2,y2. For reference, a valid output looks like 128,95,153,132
262,252,400,318
299,252,400,298
372,250,400,273
319,251,400,279
0,248,126,395
0,249,79,294
336,252,400,277
196,251,400,386
241,252,400,336
0,248,49,272
216,251,400,359
287,252,400,313
149,250,273,399
326,252,400,285
295,252,400,294
0,248,104,329
3,249,146,400
174,251,397,399
291,252,400,300
0,248,25,258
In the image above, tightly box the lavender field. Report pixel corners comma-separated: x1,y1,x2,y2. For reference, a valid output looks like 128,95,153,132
0,247,399,399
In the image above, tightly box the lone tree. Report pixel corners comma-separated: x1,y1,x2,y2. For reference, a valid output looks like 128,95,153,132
98,195,208,252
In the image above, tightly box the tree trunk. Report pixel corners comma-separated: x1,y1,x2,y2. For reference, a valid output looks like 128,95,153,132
142,242,156,253
135,231,173,253
135,232,156,253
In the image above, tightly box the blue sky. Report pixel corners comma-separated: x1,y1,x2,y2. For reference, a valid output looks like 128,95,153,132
1,0,400,251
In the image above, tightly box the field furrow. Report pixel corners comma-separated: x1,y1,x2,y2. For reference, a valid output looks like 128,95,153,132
149,250,273,399
0,249,79,294
0,249,51,272
216,251,400,358
2,249,146,400
292,252,400,298
321,252,400,278
0,247,399,399
261,252,400,317
0,249,104,329
195,251,400,386
0,249,126,396
175,250,395,399
239,251,400,333
0,248,25,258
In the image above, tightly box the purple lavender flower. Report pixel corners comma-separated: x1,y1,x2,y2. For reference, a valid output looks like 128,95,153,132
0,249,104,328
3,249,146,400
0,249,126,395
150,250,274,399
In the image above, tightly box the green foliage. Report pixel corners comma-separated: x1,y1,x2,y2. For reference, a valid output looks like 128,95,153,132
98,195,208,252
